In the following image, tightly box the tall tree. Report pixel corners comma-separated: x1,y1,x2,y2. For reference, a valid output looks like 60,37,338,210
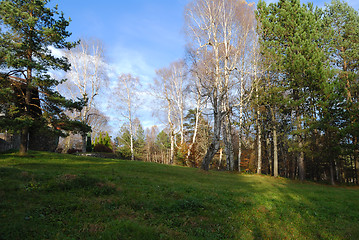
113,73,141,161
59,38,108,152
0,0,87,155
185,0,255,170
323,0,359,184
153,60,187,165
116,118,145,160
257,0,329,180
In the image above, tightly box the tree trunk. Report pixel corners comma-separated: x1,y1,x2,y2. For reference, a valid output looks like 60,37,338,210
266,137,272,175
223,115,234,171
354,137,358,185
201,110,221,171
186,104,200,165
218,148,223,170
19,64,33,155
19,127,29,155
297,111,305,181
170,132,175,165
298,137,305,181
238,94,244,172
81,132,87,153
270,107,278,177
273,126,278,177
330,160,336,186
256,109,262,174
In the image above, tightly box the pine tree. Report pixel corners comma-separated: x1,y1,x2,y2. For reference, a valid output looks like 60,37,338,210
0,0,89,155
257,0,328,180
323,0,359,184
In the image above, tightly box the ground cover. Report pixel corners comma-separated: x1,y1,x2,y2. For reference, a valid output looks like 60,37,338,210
0,151,358,239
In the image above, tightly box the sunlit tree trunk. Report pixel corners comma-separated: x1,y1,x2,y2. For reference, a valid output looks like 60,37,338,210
270,107,278,177
256,90,262,174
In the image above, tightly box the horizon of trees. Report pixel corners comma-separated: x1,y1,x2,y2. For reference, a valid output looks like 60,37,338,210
1,0,358,185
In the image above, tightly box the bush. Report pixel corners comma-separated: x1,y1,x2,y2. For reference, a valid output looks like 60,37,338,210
56,148,63,153
67,148,82,154
93,144,113,153
86,135,92,152
116,146,132,160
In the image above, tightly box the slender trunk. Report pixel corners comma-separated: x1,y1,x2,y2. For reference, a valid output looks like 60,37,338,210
167,100,175,165
298,137,305,181
129,119,134,161
238,81,244,172
218,148,223,170
170,132,175,165
355,157,358,185
273,125,278,177
201,108,221,171
224,124,230,171
297,122,305,181
19,127,29,155
81,106,89,153
130,134,134,161
81,133,86,153
223,114,234,171
186,103,200,164
330,160,336,186
256,98,262,174
270,107,278,177
354,137,358,185
266,137,272,175
19,52,33,155
180,106,184,145
257,127,262,174
238,141,242,172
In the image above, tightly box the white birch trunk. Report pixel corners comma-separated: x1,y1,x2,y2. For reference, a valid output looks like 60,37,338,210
238,77,244,172
256,97,262,174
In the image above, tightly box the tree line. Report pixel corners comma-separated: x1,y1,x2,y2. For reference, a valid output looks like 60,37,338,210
1,0,358,185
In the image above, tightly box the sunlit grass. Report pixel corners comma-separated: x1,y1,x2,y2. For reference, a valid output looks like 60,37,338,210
0,151,359,239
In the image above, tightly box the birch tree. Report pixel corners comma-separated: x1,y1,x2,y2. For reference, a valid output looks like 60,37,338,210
185,0,255,170
60,38,108,152
185,71,205,164
114,74,141,161
153,60,187,165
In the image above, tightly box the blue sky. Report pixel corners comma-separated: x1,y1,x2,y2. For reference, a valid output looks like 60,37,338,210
52,0,191,131
55,0,189,81
52,0,359,132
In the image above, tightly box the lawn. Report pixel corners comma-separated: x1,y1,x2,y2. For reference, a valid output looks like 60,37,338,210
0,151,358,239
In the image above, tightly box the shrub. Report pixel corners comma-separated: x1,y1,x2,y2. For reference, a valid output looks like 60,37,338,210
93,144,113,153
117,146,132,160
67,148,82,154
56,148,63,153
86,135,92,152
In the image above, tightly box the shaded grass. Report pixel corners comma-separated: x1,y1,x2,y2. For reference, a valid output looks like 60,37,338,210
0,151,359,239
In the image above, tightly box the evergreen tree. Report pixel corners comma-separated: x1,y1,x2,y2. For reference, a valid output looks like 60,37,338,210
155,130,171,152
257,0,329,180
0,0,89,154
323,0,359,183
116,122,145,160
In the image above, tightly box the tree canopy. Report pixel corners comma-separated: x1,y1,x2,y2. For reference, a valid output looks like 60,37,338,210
0,0,89,154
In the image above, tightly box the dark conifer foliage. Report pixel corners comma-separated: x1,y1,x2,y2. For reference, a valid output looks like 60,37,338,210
0,0,90,154
256,0,359,183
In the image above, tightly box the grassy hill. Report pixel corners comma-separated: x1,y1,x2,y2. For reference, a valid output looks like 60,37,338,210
0,151,359,240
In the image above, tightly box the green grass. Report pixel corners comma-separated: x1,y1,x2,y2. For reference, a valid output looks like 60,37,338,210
1,151,359,240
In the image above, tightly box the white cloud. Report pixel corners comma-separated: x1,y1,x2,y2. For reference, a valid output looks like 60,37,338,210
48,46,65,58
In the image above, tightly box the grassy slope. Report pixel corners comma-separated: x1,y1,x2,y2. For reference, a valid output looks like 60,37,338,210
0,152,359,240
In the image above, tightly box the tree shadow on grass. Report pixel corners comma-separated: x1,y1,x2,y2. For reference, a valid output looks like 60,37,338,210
240,176,359,239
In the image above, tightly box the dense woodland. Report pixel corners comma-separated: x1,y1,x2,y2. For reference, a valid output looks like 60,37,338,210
0,0,358,185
